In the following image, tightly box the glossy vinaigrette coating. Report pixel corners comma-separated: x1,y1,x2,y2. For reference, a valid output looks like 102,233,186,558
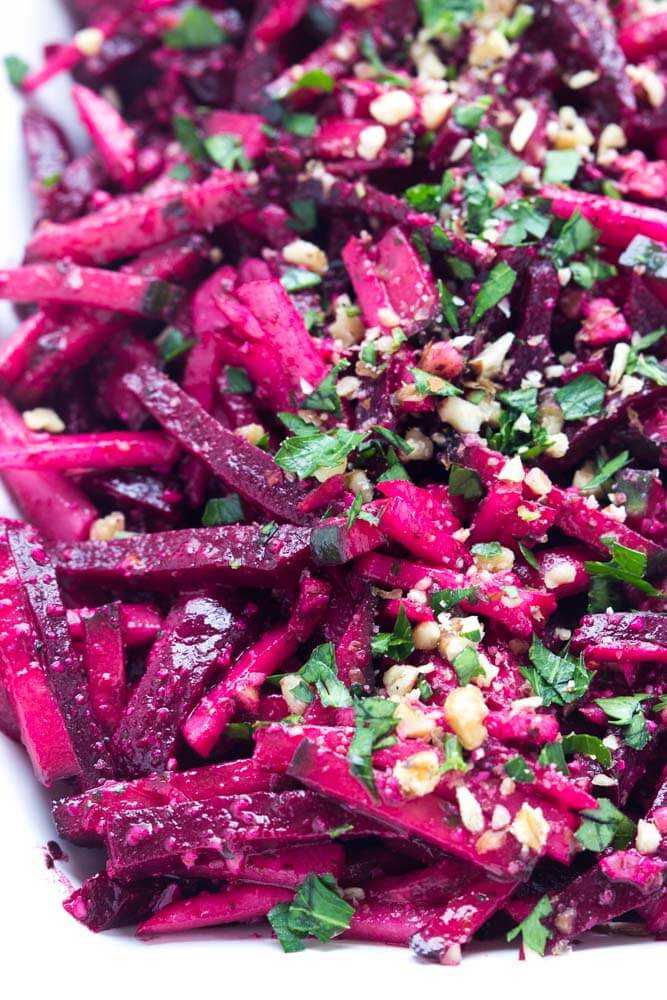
0,0,665,965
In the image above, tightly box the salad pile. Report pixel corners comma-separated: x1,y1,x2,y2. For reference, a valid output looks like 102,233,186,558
0,0,666,964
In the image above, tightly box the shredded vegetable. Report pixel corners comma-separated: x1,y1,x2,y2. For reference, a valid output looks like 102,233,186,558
0,0,665,966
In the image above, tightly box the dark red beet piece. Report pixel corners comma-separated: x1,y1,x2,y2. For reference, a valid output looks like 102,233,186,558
111,594,242,778
64,872,180,932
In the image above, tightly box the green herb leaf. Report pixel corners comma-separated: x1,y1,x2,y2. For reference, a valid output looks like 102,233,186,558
288,198,317,233
463,174,495,235
496,199,550,247
570,257,617,290
275,420,367,480
283,111,318,137
169,163,192,181
507,896,552,956
4,54,29,87
371,606,414,661
410,367,461,398
359,32,408,87
372,424,413,453
543,150,581,185
222,366,253,394
470,261,517,325
595,694,651,750
454,95,492,129
299,643,352,709
157,326,195,363
519,542,539,570
498,386,539,416
581,451,630,493
585,540,661,598
164,7,226,48
555,374,605,421
172,114,206,162
504,755,535,783
441,733,467,772
575,798,636,852
418,676,434,702
521,636,592,707
41,173,61,191
472,128,523,185
268,874,354,953
561,733,612,767
471,541,502,557
449,464,483,500
418,0,483,37
302,361,349,417
290,68,335,94
430,586,478,615
552,210,599,267
437,279,460,330
502,3,534,39
202,494,244,526
452,646,485,685
537,741,569,775
348,696,399,797
328,823,354,839
280,267,322,292
204,133,251,171
619,234,667,277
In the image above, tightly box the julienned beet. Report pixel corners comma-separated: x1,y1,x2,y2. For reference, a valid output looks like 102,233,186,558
0,0,665,966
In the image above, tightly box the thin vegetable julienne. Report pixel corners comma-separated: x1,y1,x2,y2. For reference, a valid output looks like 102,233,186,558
0,0,664,968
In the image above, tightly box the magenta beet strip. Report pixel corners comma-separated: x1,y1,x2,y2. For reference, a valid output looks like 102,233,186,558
0,0,665,965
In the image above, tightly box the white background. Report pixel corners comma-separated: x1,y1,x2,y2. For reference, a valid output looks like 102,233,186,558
0,4,662,997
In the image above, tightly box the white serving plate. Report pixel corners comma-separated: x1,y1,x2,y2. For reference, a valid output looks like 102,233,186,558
0,5,662,996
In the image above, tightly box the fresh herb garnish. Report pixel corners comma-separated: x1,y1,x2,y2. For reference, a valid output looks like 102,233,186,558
507,896,552,956
360,32,408,87
223,365,253,395
164,7,226,48
496,199,550,246
275,415,367,480
417,0,483,38
472,128,523,185
348,696,399,798
283,111,318,137
471,542,502,557
552,211,599,267
454,95,492,129
538,741,569,775
560,733,612,767
575,798,636,852
470,262,517,324
543,150,581,185
585,540,661,598
202,494,245,527
519,542,539,570
452,646,485,685
268,874,353,953
437,278,460,330
430,586,478,615
302,361,349,417
580,451,630,493
169,163,192,181
504,755,535,783
570,257,617,289
158,326,195,363
371,606,414,661
4,54,29,87
449,464,483,500
595,694,651,750
410,368,461,398
294,643,352,709
172,114,207,162
280,267,322,292
441,732,467,772
555,374,605,421
288,198,317,233
290,68,335,94
521,636,592,707
204,133,251,171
